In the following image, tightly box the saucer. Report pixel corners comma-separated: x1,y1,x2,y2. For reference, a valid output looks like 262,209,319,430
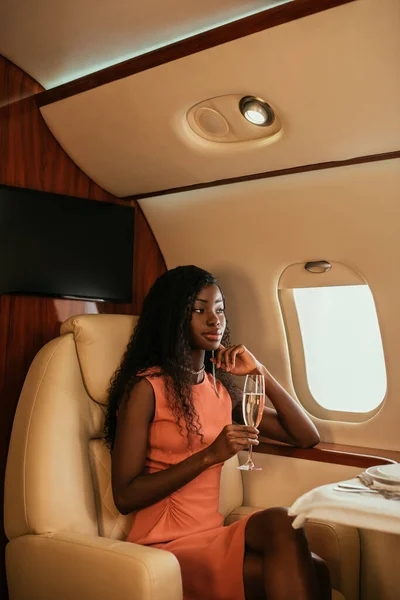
366,465,400,486
376,464,400,481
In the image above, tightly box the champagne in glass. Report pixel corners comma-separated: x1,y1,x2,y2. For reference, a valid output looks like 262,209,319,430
238,374,265,471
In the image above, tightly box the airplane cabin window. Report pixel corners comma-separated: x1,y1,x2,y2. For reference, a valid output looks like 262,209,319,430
293,285,386,413
278,261,387,422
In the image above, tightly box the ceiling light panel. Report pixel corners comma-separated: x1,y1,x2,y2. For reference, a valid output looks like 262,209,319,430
39,0,400,197
186,94,282,144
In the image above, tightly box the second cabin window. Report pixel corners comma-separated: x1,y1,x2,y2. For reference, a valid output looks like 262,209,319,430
278,261,387,422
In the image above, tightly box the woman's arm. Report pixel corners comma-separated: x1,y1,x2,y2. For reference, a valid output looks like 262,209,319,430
214,345,320,449
111,378,258,514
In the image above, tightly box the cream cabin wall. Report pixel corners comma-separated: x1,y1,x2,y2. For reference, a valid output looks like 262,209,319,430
140,158,400,452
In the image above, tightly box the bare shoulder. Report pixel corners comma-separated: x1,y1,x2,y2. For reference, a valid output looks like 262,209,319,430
118,376,155,424
131,376,154,399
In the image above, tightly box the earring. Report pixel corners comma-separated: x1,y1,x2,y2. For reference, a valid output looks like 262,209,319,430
211,350,220,398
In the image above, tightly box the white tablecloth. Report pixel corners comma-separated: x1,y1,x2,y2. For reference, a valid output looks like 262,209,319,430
288,478,400,535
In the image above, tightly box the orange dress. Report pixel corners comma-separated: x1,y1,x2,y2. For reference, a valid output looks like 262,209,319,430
126,371,250,600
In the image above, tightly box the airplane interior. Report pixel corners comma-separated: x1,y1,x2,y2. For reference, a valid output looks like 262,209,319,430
1,1,400,599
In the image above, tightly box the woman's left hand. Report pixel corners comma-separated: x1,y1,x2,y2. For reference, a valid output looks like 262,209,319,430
211,344,263,376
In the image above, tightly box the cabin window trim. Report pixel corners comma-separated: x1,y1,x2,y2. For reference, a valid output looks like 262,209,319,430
278,261,387,423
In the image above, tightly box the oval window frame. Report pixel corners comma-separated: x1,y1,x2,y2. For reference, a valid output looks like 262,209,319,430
278,261,387,423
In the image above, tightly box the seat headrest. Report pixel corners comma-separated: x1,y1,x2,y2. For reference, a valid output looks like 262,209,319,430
61,314,138,403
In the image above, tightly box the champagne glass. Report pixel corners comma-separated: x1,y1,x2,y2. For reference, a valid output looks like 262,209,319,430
237,374,265,471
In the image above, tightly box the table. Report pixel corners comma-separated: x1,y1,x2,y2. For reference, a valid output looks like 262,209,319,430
288,478,400,535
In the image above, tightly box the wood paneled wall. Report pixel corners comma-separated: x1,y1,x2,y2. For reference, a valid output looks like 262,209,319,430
0,55,166,600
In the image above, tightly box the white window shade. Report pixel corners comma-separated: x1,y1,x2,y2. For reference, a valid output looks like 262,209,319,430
293,285,386,412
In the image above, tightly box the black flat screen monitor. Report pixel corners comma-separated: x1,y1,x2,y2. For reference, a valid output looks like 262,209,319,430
0,185,134,302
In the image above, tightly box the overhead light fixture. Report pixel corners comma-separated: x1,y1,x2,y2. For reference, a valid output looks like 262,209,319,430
186,94,282,143
239,96,275,127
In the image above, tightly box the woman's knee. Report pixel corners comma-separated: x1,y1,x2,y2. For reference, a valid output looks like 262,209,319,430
253,507,295,533
245,507,298,552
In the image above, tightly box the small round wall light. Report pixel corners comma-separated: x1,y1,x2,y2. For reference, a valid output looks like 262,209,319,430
239,96,275,127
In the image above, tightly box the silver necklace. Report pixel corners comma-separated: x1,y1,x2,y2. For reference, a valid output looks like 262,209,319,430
182,364,205,376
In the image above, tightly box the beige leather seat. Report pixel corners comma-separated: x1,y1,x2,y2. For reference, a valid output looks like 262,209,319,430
4,314,359,600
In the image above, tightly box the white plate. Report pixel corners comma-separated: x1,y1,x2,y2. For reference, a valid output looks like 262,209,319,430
366,465,400,485
377,464,400,481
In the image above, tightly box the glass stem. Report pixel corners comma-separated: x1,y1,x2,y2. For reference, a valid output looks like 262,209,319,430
248,443,253,464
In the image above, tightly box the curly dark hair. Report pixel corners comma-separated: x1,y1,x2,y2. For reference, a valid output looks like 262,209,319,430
104,265,240,450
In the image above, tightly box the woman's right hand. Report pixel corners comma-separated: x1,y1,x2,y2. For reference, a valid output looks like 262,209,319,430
206,424,259,465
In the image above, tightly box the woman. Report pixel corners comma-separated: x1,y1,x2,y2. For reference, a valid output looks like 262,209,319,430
105,265,331,600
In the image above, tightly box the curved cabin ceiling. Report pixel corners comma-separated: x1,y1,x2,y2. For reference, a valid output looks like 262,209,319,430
37,0,400,197
0,0,290,89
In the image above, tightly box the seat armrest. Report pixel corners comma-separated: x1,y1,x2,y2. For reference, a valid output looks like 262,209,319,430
225,507,359,600
6,531,182,600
